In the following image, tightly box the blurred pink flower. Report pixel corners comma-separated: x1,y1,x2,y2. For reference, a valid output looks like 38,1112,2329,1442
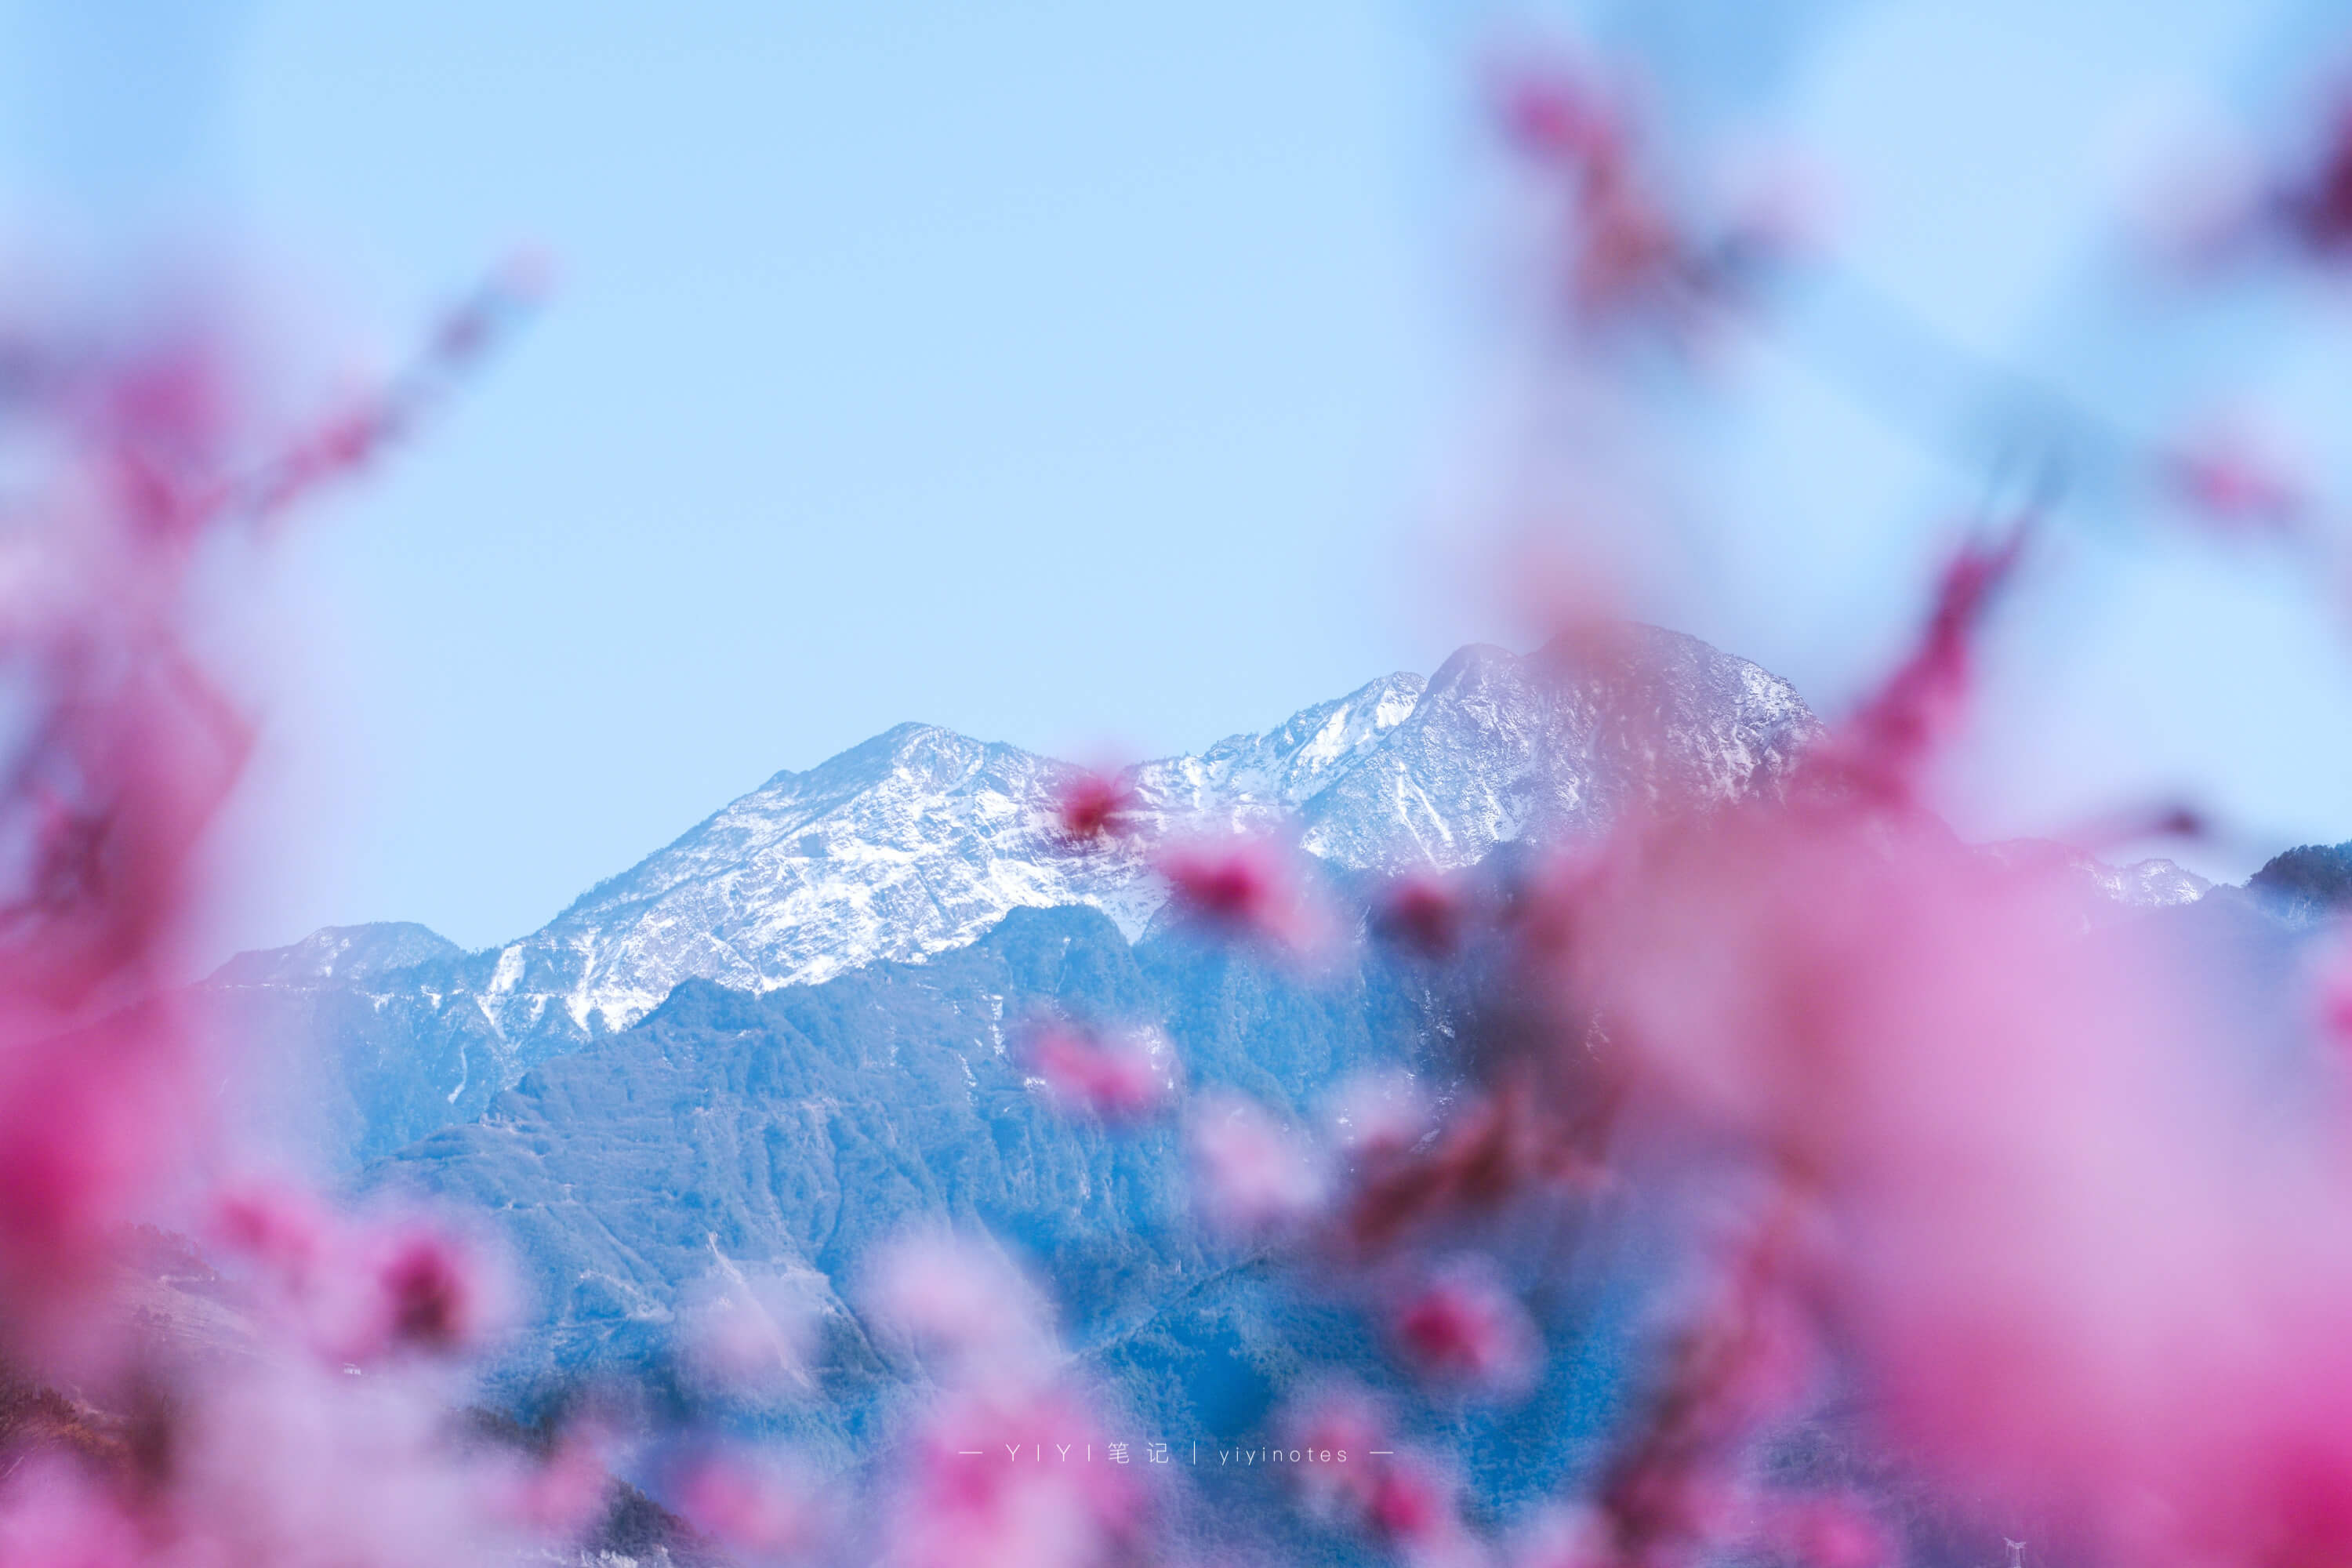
212,1180,337,1281
490,1422,615,1546
1544,666,2352,1561
1755,1494,1892,1568
887,1383,1145,1568
0,257,529,1367
1496,65,1620,169
212,1185,509,1366
863,1228,1056,1377
1052,770,1139,845
1367,1450,1473,1563
1508,1503,1616,1568
1489,57,1786,341
2162,421,2308,536
0,1457,146,1568
1377,870,1473,958
680,1266,820,1398
1025,1020,1174,1123
1809,530,2023,808
1390,1260,1541,1399
2278,100,2352,258
1276,1381,1391,1528
2314,934,2352,1051
675,1447,830,1566
1188,1092,1328,1237
365,1222,499,1358
1340,1074,1611,1257
1152,836,1330,956
1326,1068,1432,1161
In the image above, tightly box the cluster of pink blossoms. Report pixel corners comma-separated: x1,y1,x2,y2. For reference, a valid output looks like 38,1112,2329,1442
0,263,610,1568
1026,509,2352,1567
1006,58,2352,1547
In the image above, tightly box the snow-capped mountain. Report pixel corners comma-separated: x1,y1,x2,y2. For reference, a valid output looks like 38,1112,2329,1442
201,628,1822,1162
1287,627,1820,869
206,622,2209,1171
527,628,1816,1036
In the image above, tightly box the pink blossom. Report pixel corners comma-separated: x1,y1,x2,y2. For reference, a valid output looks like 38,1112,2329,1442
212,1188,509,1366
1488,59,1783,340
1276,1381,1392,1528
1341,1074,1611,1256
2162,422,2307,536
1051,770,1139,844
680,1266,819,1398
1326,1068,1432,1160
1495,65,1619,169
0,255,547,1566
0,260,528,1367
2314,935,2352,1051
491,1422,615,1544
2278,101,2352,258
0,1008,207,1354
675,1447,830,1565
1755,1494,1892,1568
1275,1385,1482,1566
1389,1260,1541,1398
1025,1020,1173,1123
158,1356,519,1566
1508,1504,1616,1568
212,1180,337,1283
366,1223,495,1356
886,1383,1145,1568
1152,835,1330,956
0,1457,147,1568
1187,1092,1328,1237
1809,530,2024,808
242,255,545,525
1366,1450,1473,1562
1377,869,1472,958
1550,713,2352,1560
1573,1210,1817,1568
862,1227,1055,1374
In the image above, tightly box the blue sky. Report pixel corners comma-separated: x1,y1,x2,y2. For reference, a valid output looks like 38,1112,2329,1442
5,0,2352,954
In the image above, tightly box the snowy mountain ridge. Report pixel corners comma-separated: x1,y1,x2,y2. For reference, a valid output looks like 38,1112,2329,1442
238,626,1810,1056
217,624,2194,1165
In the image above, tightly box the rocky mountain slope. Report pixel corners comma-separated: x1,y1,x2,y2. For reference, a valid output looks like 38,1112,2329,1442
209,629,1823,1165
368,902,1617,1559
367,863,2256,1558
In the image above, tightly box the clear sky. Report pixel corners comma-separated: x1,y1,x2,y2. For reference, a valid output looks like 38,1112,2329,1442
4,0,2351,956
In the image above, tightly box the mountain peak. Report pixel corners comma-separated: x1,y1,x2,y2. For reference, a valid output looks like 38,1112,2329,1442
1294,631,1818,870
1130,669,1429,830
220,629,1828,1161
493,630,1822,1040
209,922,462,989
1425,641,1519,684
753,720,997,797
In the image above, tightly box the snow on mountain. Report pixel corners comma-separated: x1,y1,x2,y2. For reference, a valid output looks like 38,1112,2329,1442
1977,838,2212,916
2088,855,2212,909
507,724,1158,1032
209,922,464,989
1290,627,1819,870
1125,670,1430,830
211,630,1821,1148
479,629,1813,1046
